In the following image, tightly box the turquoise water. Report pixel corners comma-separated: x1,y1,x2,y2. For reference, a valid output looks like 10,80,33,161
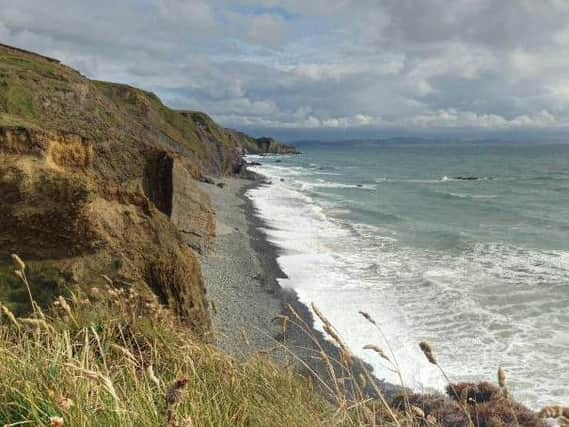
246,141,569,408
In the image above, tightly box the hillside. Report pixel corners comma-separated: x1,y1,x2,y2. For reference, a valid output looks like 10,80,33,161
0,43,294,333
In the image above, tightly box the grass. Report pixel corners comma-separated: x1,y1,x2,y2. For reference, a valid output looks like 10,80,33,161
0,261,71,316
0,255,564,426
0,257,345,426
5,84,36,120
92,81,208,159
0,46,80,128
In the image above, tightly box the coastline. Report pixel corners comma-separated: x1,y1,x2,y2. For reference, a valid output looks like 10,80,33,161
199,174,404,401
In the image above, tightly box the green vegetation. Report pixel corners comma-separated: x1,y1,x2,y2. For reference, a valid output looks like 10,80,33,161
5,84,36,120
0,47,78,128
0,43,555,426
1,256,556,426
0,258,343,427
0,261,70,316
93,81,208,158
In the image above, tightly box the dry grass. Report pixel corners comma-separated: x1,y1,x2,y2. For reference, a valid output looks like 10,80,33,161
0,255,560,426
0,255,398,426
47,137,94,170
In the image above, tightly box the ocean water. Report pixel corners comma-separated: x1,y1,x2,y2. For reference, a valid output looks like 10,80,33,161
245,140,569,409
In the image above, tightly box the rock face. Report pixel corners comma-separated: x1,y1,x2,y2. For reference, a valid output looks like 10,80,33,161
0,127,211,334
171,158,216,254
0,43,294,335
249,137,298,154
224,130,299,155
179,112,299,173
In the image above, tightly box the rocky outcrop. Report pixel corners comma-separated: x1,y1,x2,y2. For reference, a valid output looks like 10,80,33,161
171,158,216,254
0,45,223,336
224,130,299,155
0,127,212,335
180,111,299,172
246,136,299,154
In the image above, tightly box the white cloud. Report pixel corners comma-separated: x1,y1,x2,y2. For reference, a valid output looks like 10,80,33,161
246,14,288,47
159,0,218,33
3,0,569,134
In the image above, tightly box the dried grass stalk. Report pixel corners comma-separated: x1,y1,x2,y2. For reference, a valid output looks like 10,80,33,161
419,342,437,365
363,344,390,361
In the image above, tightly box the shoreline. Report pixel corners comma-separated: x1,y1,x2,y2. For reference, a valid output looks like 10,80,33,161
199,173,404,401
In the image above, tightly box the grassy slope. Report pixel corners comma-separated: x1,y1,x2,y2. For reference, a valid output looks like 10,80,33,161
1,262,551,427
0,44,287,166
92,81,208,159
0,266,345,427
0,47,68,128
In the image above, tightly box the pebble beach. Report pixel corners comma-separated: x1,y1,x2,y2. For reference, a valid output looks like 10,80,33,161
198,175,404,401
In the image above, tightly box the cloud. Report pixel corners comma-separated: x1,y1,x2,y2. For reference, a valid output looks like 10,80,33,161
244,13,289,47
159,0,218,34
2,0,569,136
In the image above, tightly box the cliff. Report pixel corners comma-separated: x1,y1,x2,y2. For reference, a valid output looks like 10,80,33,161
0,43,293,334
225,130,299,155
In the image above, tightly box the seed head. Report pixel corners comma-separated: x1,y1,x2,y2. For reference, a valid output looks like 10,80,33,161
20,317,54,332
11,254,26,272
539,406,569,419
50,416,64,427
166,378,189,406
419,341,437,365
363,344,390,361
55,396,74,411
358,311,377,325
57,296,73,318
411,406,425,419
14,269,25,281
110,343,138,365
498,367,506,387
1,304,19,327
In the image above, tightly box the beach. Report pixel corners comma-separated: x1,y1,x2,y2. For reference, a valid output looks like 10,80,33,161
198,177,284,357
198,175,404,401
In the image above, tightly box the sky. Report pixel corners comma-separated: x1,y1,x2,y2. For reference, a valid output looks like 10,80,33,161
2,0,569,140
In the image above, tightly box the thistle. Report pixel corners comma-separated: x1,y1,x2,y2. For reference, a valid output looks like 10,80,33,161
166,378,190,407
49,416,64,427
166,378,190,426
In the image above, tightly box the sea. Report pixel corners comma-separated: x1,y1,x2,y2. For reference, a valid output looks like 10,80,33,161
245,139,569,409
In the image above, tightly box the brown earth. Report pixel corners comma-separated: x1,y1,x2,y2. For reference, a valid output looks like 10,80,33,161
0,43,295,336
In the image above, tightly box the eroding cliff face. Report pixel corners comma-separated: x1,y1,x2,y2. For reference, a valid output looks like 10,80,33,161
0,127,212,335
143,151,174,217
0,43,296,337
171,159,216,253
0,129,98,259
